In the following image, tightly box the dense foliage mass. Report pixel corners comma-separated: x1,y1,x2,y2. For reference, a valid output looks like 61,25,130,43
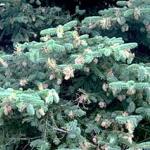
0,0,72,52
81,0,150,47
0,0,149,150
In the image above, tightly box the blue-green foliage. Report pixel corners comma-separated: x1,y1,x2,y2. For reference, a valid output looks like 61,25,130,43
81,0,150,47
0,1,149,150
